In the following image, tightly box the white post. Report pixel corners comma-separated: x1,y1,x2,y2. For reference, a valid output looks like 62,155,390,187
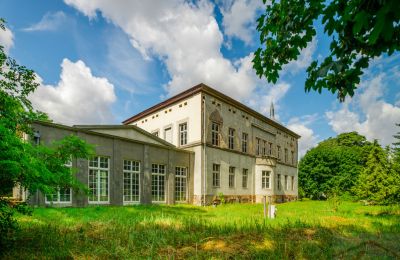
263,196,267,218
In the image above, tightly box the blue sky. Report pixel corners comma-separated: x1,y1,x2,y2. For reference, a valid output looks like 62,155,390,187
1,0,399,155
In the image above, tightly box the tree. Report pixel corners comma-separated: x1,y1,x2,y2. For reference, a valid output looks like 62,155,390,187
0,19,93,248
353,141,396,204
253,0,400,101
299,132,372,199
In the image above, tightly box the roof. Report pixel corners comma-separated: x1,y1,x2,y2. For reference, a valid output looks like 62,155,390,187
123,83,301,139
73,124,175,147
32,120,192,154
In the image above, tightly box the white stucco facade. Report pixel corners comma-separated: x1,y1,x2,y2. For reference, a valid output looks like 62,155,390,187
125,84,300,205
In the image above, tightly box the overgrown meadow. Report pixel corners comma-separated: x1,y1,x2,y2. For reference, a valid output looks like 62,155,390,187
4,200,400,259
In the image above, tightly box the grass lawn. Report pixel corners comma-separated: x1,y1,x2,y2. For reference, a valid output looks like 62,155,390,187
3,200,400,259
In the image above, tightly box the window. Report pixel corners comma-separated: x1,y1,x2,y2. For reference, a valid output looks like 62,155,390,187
123,160,140,203
263,140,267,156
285,148,288,163
228,128,235,149
46,187,72,204
261,171,271,189
46,161,72,204
277,146,281,159
291,176,295,191
88,156,109,203
164,127,172,143
269,143,273,155
212,164,220,187
33,131,40,145
256,138,261,156
291,151,295,165
179,123,188,146
242,169,248,188
229,167,235,188
175,167,187,202
211,122,220,146
285,175,289,190
242,133,248,153
152,164,166,202
277,174,282,190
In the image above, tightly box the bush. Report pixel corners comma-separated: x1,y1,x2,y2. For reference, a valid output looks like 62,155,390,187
0,199,33,250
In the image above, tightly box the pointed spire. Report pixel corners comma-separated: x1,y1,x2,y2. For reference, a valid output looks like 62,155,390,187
270,101,275,119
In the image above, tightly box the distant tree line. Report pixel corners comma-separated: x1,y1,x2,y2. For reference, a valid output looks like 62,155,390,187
299,130,400,205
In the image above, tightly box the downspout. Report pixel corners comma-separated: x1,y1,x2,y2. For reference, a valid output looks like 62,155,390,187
202,95,206,206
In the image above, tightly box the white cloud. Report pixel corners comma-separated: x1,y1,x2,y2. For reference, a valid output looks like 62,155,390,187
30,59,116,125
287,123,318,157
23,11,67,32
64,0,262,101
0,25,14,53
326,72,400,146
247,82,290,119
287,114,319,157
217,0,262,45
281,37,317,75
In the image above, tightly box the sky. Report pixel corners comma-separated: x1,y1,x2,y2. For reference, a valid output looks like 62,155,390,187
1,0,399,156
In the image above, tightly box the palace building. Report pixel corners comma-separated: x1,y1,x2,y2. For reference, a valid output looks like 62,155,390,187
26,83,299,206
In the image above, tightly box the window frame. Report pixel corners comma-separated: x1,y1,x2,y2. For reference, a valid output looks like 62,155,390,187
291,176,295,191
229,166,235,188
211,122,220,146
123,160,141,204
256,138,261,156
285,148,288,163
242,168,248,189
228,128,235,150
277,174,282,191
88,156,110,204
151,164,166,203
212,163,220,188
242,132,248,153
261,170,271,189
45,160,73,204
175,166,188,202
179,122,188,146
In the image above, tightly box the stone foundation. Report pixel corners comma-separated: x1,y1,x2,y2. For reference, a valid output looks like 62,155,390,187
193,194,257,206
255,195,298,203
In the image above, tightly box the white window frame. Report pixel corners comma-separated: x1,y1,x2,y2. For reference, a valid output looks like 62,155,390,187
164,127,173,143
179,122,188,146
212,163,220,187
242,132,248,153
152,164,166,203
211,122,220,146
88,156,110,204
123,160,140,204
229,166,235,188
261,170,271,189
228,128,235,149
285,175,289,190
242,168,248,189
45,161,72,204
175,166,187,202
291,176,295,191
256,138,261,156
277,174,282,191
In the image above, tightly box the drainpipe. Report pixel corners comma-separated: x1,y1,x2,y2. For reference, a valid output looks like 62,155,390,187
202,95,206,206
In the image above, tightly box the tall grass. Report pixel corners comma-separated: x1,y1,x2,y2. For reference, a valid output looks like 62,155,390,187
3,201,400,259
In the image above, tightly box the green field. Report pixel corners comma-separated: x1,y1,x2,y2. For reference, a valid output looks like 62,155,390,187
4,201,400,259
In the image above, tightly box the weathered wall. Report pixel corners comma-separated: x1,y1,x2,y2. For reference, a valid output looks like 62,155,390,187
29,122,194,207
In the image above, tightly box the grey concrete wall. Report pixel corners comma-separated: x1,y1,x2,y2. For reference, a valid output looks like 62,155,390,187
30,122,193,207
